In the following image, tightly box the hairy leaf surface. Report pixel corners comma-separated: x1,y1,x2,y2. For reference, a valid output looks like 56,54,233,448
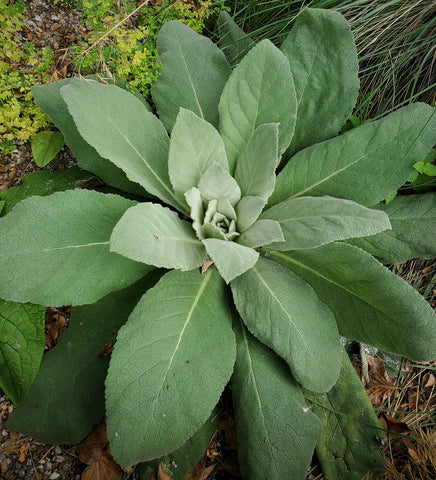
168,109,228,194
202,238,259,283
281,8,359,157
219,40,297,172
348,193,436,263
237,219,284,248
7,274,161,444
236,196,266,232
261,196,391,250
152,21,231,132
110,203,206,271
106,269,235,465
231,257,342,392
271,104,436,206
267,244,436,361
310,351,385,479
232,319,322,480
61,82,186,213
0,300,45,405
0,190,150,306
32,79,147,196
234,123,279,201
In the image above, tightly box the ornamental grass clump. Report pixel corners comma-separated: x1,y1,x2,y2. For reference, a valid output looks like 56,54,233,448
1,8,436,480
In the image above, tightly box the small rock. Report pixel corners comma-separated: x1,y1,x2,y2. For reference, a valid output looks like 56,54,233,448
45,461,53,470
50,472,60,479
55,455,65,463
54,446,62,455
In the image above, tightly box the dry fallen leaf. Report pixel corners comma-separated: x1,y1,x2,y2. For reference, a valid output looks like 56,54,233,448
382,414,410,434
158,463,173,480
81,456,122,480
18,443,29,462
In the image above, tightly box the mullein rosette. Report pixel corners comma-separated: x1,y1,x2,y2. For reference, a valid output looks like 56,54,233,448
1,8,436,480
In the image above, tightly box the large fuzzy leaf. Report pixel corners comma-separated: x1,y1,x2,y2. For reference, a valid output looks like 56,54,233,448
217,11,254,66
234,123,279,201
271,103,436,206
231,257,342,392
267,244,436,361
261,196,391,250
198,162,241,206
0,190,150,306
348,193,436,263
202,238,259,283
110,202,206,271
168,109,228,194
219,40,297,173
237,219,284,248
0,300,45,405
281,8,359,158
151,21,231,132
31,79,147,196
7,274,161,444
61,82,187,213
236,196,267,232
231,319,323,480
106,268,235,466
310,351,385,479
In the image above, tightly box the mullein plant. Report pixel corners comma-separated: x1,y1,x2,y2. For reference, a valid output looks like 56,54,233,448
1,8,435,480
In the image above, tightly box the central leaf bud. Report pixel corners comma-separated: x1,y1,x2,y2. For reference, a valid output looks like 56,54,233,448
202,199,239,241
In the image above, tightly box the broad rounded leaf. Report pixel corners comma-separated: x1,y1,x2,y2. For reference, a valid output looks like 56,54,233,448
349,193,436,263
219,39,297,172
110,203,206,271
168,109,228,194
31,130,64,168
267,244,436,361
152,21,231,132
236,196,266,232
6,274,161,444
31,78,147,196
232,319,322,480
231,257,342,392
237,219,284,248
61,81,186,213
0,300,45,405
281,8,359,157
271,103,436,206
202,238,259,283
261,196,391,250
310,351,385,479
198,162,241,206
0,190,150,306
106,268,236,466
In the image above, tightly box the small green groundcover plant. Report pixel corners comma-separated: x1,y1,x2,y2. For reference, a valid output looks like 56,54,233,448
1,8,436,480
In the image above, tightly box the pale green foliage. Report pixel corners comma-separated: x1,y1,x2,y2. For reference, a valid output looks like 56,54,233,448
1,7,436,480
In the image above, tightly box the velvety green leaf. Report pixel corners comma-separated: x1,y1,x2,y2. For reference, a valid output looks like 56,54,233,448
168,109,228,194
31,78,147,196
140,408,220,480
61,81,187,213
217,11,254,66
271,104,436,206
234,123,279,200
198,162,241,206
7,274,161,444
261,196,391,250
0,201,4,214
184,187,204,239
0,300,45,405
266,244,436,361
237,219,284,248
152,21,231,132
31,130,64,167
110,202,206,271
236,196,266,232
0,167,93,217
106,269,236,466
231,257,342,392
281,8,359,158
231,319,323,480
310,351,385,480
219,40,297,173
202,238,259,283
0,190,150,306
348,193,436,263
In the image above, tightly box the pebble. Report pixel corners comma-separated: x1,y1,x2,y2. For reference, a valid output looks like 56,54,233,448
55,455,65,463
49,473,60,480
